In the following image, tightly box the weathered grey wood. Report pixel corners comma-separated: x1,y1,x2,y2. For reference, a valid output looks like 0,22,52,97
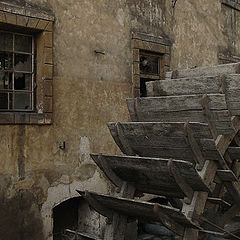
220,203,240,226
202,94,218,139
127,95,233,135
228,147,240,161
217,170,239,182
108,122,224,162
165,62,240,79
91,154,210,198
77,191,200,231
182,160,218,240
65,229,101,240
103,181,135,240
97,154,123,188
153,203,185,236
168,159,194,203
207,197,231,207
127,94,227,112
184,122,205,169
146,75,222,97
77,191,113,220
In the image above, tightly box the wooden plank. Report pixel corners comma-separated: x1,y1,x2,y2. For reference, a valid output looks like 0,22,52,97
221,204,240,226
153,203,185,236
207,197,231,207
96,154,123,187
146,75,221,97
108,122,212,141
65,229,101,240
202,94,219,139
184,122,205,169
91,154,211,197
182,160,218,239
77,191,113,220
217,170,239,182
168,159,194,203
108,122,223,162
78,191,200,230
127,94,227,112
165,63,240,79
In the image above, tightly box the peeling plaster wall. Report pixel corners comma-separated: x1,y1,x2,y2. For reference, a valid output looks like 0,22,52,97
1,1,240,240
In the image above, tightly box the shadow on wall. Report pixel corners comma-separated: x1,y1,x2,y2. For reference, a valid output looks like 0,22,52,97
0,189,44,240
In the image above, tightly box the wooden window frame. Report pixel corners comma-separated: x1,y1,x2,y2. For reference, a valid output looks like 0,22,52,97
0,30,35,111
132,32,171,97
0,2,54,125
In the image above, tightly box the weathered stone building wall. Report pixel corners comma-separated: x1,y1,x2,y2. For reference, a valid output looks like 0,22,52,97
1,0,240,239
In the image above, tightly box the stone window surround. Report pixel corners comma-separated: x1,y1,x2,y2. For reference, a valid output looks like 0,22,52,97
0,2,54,125
131,32,171,97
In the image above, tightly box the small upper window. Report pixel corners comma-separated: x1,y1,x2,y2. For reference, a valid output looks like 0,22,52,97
0,31,34,111
140,51,162,75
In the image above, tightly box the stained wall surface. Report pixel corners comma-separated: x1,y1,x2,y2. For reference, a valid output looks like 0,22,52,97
0,0,240,239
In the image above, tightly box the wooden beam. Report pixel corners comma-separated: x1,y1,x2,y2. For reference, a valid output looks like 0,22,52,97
77,190,113,221
220,203,240,225
218,74,227,94
154,203,185,236
184,121,205,170
97,154,123,188
168,159,194,204
207,197,231,207
217,169,238,182
202,94,218,139
197,215,240,240
116,122,135,155
104,182,135,240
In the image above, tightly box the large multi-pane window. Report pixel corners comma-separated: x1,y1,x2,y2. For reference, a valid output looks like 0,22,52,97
0,31,34,111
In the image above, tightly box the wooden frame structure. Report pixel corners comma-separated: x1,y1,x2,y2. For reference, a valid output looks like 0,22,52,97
78,62,240,240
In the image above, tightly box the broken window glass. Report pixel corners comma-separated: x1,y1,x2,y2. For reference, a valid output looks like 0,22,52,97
14,93,31,110
0,32,13,52
0,31,34,111
15,34,32,53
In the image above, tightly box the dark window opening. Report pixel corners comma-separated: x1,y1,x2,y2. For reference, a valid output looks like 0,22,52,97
0,30,34,111
140,51,162,75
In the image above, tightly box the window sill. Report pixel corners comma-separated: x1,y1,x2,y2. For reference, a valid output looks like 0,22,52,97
0,112,52,125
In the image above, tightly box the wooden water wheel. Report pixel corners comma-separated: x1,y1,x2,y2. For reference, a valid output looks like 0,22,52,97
78,63,240,240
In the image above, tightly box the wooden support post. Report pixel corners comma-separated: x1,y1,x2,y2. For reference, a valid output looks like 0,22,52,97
202,94,218,140
181,160,218,240
97,154,123,188
168,159,194,204
220,203,240,226
184,121,205,170
104,182,136,240
154,203,185,236
78,191,113,221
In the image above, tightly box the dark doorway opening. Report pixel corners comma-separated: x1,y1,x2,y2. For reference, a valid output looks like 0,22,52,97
53,197,81,240
140,78,153,97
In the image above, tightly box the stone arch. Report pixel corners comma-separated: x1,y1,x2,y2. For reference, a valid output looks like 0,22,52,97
40,176,108,240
